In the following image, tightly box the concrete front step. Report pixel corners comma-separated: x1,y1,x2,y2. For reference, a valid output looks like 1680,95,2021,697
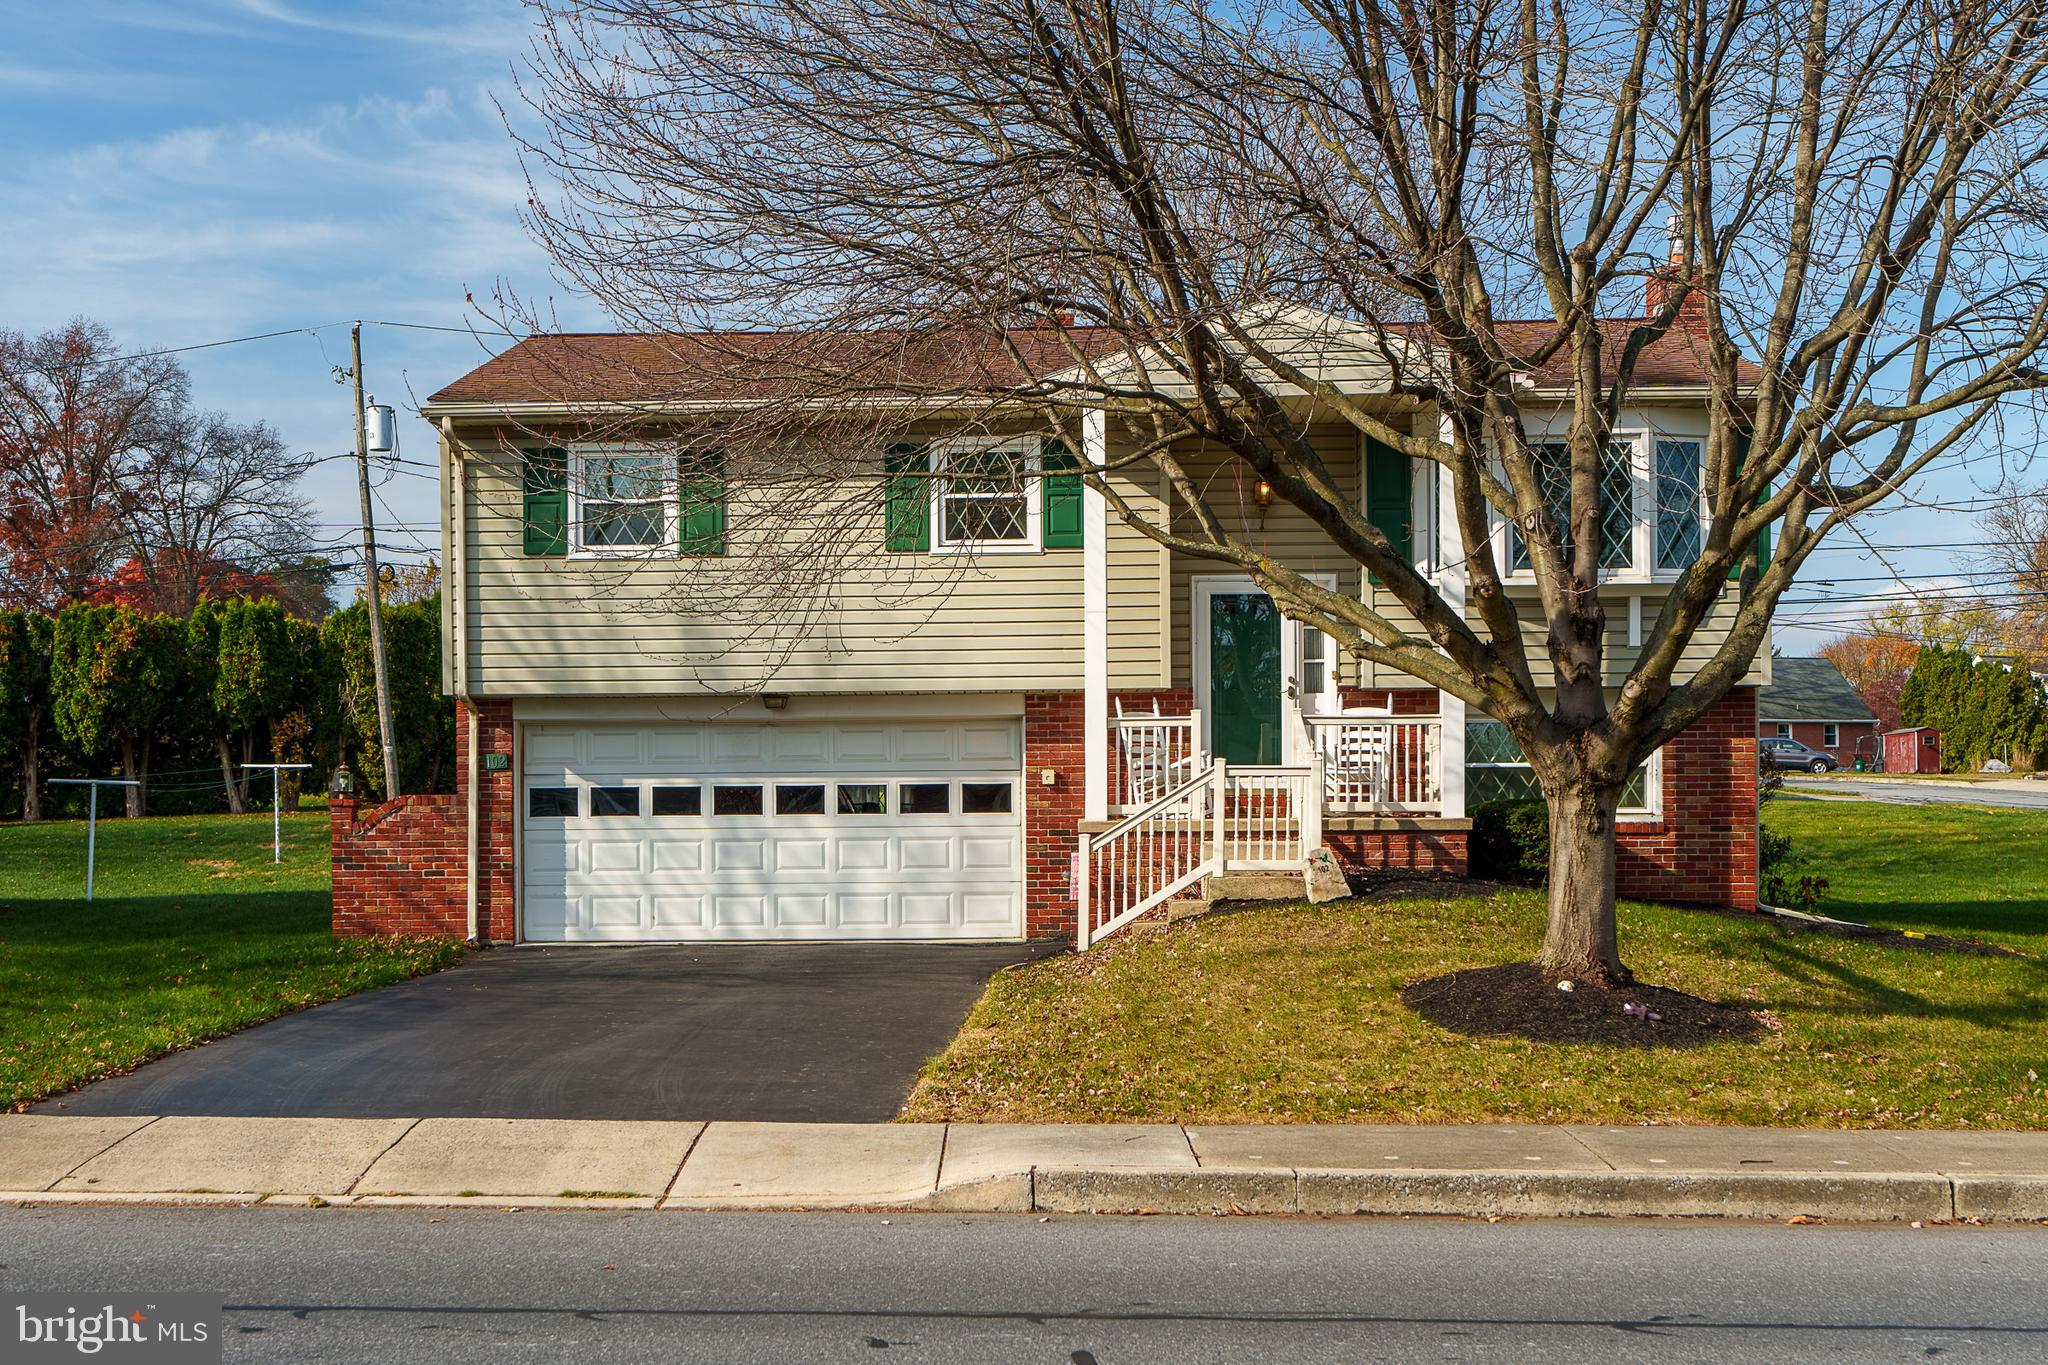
1204,870,1307,900
1169,865,1334,922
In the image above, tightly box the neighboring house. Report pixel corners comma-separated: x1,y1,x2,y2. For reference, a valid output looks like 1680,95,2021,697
330,308,1767,946
1757,658,1881,768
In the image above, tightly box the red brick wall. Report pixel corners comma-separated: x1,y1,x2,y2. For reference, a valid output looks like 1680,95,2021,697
1024,692,1085,938
1616,686,1759,909
464,700,517,941
1759,718,1879,766
1325,828,1469,875
330,792,465,937
331,698,517,941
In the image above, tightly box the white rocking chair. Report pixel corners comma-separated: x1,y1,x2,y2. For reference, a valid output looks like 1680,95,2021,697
1114,697,1197,806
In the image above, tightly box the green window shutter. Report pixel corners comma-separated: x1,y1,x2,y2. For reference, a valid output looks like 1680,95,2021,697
884,442,930,552
522,447,568,556
677,451,726,556
1041,440,1083,548
1364,436,1413,580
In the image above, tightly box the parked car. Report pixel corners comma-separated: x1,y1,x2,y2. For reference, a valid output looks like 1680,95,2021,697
1761,737,1840,773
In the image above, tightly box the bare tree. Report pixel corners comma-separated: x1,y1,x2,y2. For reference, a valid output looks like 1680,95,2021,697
1981,487,2048,663
0,320,188,609
509,0,2048,986
115,413,315,616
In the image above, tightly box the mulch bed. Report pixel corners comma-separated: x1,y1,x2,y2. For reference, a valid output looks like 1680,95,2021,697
1400,963,1768,1048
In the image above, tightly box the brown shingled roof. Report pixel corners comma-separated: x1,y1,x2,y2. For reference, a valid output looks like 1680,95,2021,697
427,327,1118,406
427,316,1755,408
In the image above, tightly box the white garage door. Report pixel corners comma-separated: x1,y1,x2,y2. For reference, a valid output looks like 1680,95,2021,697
520,720,1024,942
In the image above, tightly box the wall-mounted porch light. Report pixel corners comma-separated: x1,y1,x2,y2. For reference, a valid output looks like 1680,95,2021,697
1252,479,1274,510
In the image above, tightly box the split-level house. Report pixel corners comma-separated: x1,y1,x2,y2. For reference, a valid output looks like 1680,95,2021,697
330,309,1765,945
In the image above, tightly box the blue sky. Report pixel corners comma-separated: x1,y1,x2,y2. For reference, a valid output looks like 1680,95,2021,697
0,0,588,581
0,0,1985,648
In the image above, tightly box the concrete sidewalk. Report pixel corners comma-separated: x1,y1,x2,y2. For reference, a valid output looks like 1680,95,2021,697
4,1115,2046,1222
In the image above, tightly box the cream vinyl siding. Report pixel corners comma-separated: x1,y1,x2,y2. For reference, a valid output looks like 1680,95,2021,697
453,426,1168,696
1166,425,1370,689
1103,431,1172,688
1471,590,1768,690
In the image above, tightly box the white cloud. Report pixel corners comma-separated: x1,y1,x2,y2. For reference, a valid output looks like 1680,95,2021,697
231,0,533,53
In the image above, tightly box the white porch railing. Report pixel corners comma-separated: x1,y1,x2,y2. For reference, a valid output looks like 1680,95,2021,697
1078,763,1220,948
1302,715,1443,812
1214,762,1324,868
1078,757,1325,948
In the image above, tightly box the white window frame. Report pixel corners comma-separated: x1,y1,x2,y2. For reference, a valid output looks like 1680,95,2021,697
569,445,675,557
1776,723,1794,739
1651,435,1708,574
929,436,1042,554
1624,749,1665,823
1822,722,1840,749
1494,430,1708,586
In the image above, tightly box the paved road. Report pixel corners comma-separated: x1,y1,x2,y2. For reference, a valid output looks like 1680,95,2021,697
33,942,1052,1123
1786,776,2048,809
2,1206,2044,1363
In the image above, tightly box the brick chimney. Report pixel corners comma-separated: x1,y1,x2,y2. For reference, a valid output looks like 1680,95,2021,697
1644,215,1710,338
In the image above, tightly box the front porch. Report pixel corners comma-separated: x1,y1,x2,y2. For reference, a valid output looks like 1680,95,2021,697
1104,704,1455,818
1069,412,1471,945
1075,695,1470,947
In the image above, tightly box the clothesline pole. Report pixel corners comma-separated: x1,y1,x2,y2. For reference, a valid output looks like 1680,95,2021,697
240,764,314,863
47,778,143,902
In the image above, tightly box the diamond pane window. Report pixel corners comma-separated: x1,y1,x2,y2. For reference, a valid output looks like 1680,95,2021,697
938,446,1031,546
1465,721,1650,811
1511,441,1634,571
579,452,668,549
1655,439,1703,570
1597,440,1634,569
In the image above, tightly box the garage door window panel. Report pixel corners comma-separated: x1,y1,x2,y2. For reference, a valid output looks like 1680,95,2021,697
962,782,1014,813
652,785,701,816
714,784,765,815
529,786,578,818
837,783,888,815
590,785,641,817
900,782,951,814
776,783,827,816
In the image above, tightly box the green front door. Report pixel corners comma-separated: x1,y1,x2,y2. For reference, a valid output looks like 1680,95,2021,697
1208,592,1283,764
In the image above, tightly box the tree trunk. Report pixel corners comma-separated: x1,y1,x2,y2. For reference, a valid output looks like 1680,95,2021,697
1537,781,1631,987
20,709,41,822
119,734,145,818
217,736,247,814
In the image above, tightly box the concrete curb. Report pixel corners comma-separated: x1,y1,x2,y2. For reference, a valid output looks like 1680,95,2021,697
0,1169,2009,1221
6,1116,2048,1222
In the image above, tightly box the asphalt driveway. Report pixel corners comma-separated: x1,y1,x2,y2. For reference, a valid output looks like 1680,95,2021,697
32,942,1056,1123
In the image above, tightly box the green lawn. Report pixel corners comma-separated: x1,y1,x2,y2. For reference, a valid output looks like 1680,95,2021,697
905,826,2048,1127
0,810,461,1110
1764,797,2048,949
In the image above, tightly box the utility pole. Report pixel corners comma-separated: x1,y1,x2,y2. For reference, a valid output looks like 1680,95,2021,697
349,322,402,799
